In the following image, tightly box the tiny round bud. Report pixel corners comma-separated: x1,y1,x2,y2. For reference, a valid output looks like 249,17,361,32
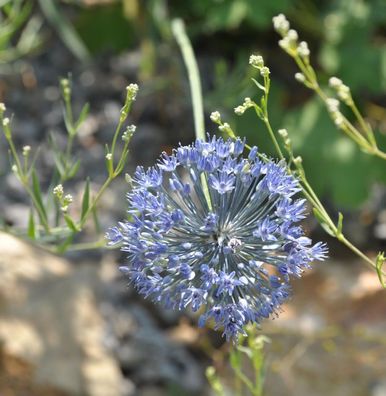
22,145,31,156
326,98,340,113
287,29,298,42
278,129,288,138
297,41,310,58
294,156,303,165
329,77,342,88
105,153,113,161
295,72,306,83
210,111,221,123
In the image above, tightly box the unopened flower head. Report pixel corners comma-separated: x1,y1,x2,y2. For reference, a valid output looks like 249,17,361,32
273,14,290,36
234,105,246,116
2,117,10,126
295,73,306,83
105,153,113,161
297,41,310,58
0,103,6,112
126,83,139,101
326,98,340,113
53,184,64,198
249,55,264,69
210,111,221,124
329,77,343,88
22,145,31,156
260,66,270,77
107,136,327,340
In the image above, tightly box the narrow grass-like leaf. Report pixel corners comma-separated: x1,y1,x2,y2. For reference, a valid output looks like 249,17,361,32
313,207,335,236
27,210,36,239
31,169,48,224
81,178,90,221
75,102,90,130
37,0,90,62
376,252,386,289
64,214,79,232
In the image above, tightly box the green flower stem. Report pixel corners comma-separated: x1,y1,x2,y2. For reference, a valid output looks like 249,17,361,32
172,18,213,211
349,101,377,147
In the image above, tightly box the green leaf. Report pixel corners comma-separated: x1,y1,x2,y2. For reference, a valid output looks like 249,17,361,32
312,207,335,237
64,214,79,232
31,169,48,224
27,210,36,239
251,77,266,92
67,159,81,179
376,252,386,289
75,102,90,130
57,234,74,254
37,0,90,62
81,178,90,221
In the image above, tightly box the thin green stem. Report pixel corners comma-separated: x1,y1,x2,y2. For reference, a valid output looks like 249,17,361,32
172,18,213,211
262,115,284,160
172,19,205,141
349,101,377,147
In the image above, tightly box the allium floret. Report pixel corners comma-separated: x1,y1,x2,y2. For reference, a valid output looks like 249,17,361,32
107,136,327,339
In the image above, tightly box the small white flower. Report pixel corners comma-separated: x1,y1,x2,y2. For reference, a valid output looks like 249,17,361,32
105,153,113,161
0,103,6,112
287,29,299,42
2,117,10,126
278,129,289,138
11,164,17,173
64,194,73,204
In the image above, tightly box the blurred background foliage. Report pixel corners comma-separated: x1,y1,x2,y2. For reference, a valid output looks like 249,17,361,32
3,0,386,208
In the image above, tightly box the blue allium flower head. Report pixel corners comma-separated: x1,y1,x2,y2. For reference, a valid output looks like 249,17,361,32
107,136,327,340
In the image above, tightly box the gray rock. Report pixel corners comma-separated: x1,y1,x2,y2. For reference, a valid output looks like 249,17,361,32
0,232,124,396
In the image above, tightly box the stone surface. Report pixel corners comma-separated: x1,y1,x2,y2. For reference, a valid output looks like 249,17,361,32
0,232,124,396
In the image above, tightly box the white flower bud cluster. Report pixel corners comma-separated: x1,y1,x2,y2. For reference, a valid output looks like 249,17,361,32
273,14,311,59
0,103,6,112
325,98,345,129
249,54,270,77
249,55,264,68
272,14,290,36
61,194,73,213
53,184,64,198
210,111,221,124
126,83,139,101
218,122,231,133
122,124,136,142
2,117,10,126
105,153,113,161
22,145,31,156
297,41,310,58
278,128,291,148
234,97,254,116
329,77,352,105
